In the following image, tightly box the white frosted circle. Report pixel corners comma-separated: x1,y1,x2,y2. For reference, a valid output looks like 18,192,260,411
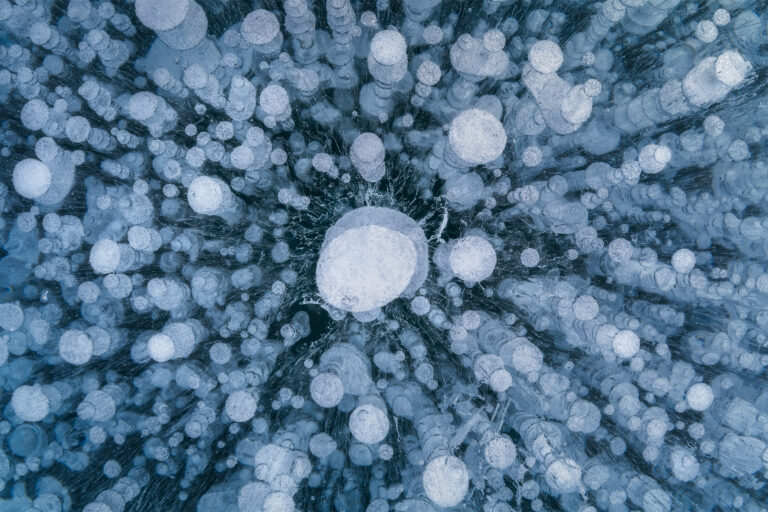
13,159,51,199
225,390,258,422
263,492,294,512
490,369,513,392
260,85,290,116
484,434,516,468
188,176,223,214
423,455,469,508
127,92,159,121
59,329,93,365
90,239,121,274
511,343,543,374
612,330,640,358
349,404,390,444
12,385,50,422
316,225,417,312
370,30,407,66
448,109,507,166
545,458,582,493
520,248,540,267
671,249,695,273
0,303,23,331
20,100,50,131
135,0,190,31
310,372,344,408
449,235,497,282
147,333,175,362
350,133,385,182
242,10,280,45
670,448,700,482
238,482,270,512
529,40,563,74
231,146,254,169
715,50,747,86
686,383,714,411
573,295,599,320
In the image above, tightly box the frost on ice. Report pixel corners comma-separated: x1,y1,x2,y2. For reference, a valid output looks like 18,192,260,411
0,0,766,511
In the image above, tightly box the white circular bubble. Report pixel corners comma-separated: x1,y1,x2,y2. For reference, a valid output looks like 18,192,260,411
573,295,599,320
484,434,516,468
712,9,730,26
520,248,540,267
511,343,543,374
0,303,24,331
528,40,563,74
670,447,700,482
225,390,258,422
13,159,51,199
260,84,290,116
715,51,748,86
317,225,415,312
449,235,497,282
310,372,344,408
522,146,543,167
695,20,718,43
686,383,714,411
59,329,94,366
350,132,385,182
448,109,507,166
12,384,50,422
316,208,428,313
545,458,582,493
369,30,407,66
90,239,121,274
241,10,280,45
671,249,696,273
612,330,640,358
21,99,50,131
135,0,190,31
263,491,295,512
238,481,270,512
309,433,337,458
422,455,469,508
128,92,159,121
147,333,175,363
490,369,513,392
349,403,390,444
608,238,633,263
188,176,223,215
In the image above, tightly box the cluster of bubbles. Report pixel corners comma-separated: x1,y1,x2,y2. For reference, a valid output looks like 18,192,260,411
0,0,767,510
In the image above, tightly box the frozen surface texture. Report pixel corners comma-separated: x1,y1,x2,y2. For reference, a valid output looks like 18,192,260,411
0,1,766,511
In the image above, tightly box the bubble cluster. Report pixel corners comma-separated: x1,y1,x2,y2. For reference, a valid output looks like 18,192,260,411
0,0,766,511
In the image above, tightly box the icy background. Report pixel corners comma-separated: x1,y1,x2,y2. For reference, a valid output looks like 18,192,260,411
0,0,767,510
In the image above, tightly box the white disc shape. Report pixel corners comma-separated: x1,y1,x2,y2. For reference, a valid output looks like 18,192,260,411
59,329,93,366
349,404,390,444
672,249,696,273
484,434,516,469
135,0,190,31
449,235,497,282
13,159,51,199
422,455,470,508
316,225,417,312
147,333,175,363
310,372,344,408
225,390,258,422
12,385,50,422
187,176,222,215
686,383,714,411
612,330,640,358
545,458,582,493
448,109,507,166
